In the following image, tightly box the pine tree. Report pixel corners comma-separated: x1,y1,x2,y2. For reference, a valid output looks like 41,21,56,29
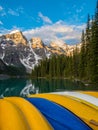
79,30,86,79
56,56,61,77
85,14,91,80
90,0,98,82
49,57,53,77
72,46,79,78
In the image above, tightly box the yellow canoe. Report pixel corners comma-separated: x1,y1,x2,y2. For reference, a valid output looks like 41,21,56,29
29,93,98,130
50,91,98,110
65,95,98,111
0,97,53,130
81,91,98,98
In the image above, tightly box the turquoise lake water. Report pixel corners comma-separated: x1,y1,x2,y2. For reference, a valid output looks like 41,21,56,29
0,78,97,97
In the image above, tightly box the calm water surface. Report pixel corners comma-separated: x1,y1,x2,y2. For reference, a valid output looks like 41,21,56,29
0,78,98,97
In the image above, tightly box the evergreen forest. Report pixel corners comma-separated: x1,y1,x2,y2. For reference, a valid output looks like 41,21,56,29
32,1,98,83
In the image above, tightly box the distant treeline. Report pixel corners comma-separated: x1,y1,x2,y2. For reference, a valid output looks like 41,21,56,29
32,1,98,83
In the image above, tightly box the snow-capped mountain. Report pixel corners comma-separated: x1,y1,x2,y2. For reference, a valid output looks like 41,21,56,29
0,30,81,74
0,30,51,74
48,41,81,56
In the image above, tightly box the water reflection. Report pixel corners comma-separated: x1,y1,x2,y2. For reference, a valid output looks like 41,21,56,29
20,80,39,97
0,78,26,97
0,78,98,97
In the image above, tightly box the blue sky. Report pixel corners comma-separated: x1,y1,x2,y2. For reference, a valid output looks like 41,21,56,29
0,0,97,44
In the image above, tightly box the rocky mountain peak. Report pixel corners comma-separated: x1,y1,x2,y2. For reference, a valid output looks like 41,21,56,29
50,41,68,50
5,30,27,45
0,30,82,74
50,40,65,47
49,41,82,56
9,30,20,34
30,37,44,49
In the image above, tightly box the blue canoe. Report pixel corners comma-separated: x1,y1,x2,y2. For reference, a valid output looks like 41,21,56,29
26,98,92,130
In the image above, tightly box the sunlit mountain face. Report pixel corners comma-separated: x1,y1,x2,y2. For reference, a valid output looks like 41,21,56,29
0,30,81,74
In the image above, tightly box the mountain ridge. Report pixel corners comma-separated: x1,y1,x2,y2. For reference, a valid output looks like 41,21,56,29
0,30,81,75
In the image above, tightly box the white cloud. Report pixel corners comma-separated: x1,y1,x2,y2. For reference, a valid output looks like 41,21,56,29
0,6,24,17
0,26,23,36
8,7,24,16
0,21,3,25
0,19,85,45
23,20,85,45
0,27,10,35
38,12,52,24
0,6,6,16
8,9,19,16
0,6,3,11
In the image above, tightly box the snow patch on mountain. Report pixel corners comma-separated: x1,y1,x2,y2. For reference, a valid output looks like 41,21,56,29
52,39,65,47
29,41,42,64
20,58,33,73
0,30,82,75
19,41,43,73
44,48,51,59
9,30,20,34
0,52,5,60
